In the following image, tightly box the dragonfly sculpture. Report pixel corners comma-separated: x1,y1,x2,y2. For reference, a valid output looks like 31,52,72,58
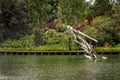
67,25,99,60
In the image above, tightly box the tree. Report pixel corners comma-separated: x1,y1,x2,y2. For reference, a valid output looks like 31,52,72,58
57,0,88,25
91,16,117,45
1,0,32,40
27,0,58,46
27,0,58,26
112,1,120,43
89,0,113,17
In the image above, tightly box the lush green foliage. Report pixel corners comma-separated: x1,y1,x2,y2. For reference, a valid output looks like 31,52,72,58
91,16,117,45
83,26,99,38
0,35,35,48
95,44,120,51
31,45,68,51
0,0,120,51
27,0,59,46
0,0,32,41
43,29,68,45
112,3,120,43
27,0,58,24
0,44,80,51
57,0,88,25
89,0,112,17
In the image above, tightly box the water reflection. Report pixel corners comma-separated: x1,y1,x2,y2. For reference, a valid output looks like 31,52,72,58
0,55,120,80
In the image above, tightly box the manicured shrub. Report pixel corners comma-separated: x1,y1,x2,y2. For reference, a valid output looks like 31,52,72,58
0,35,35,48
43,29,68,45
91,16,117,45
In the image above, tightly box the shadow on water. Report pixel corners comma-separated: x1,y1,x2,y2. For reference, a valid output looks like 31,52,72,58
0,55,120,80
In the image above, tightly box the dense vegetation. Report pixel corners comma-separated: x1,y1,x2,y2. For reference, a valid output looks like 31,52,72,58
0,0,120,51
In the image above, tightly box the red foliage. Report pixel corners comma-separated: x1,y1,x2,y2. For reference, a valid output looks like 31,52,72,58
116,27,120,32
44,20,56,29
73,19,86,30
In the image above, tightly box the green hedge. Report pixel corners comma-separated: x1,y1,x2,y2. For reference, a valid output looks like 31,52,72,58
0,44,80,51
0,35,35,48
95,44,120,51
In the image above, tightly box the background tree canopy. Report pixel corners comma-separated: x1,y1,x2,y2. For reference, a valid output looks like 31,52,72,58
57,0,88,25
0,0,32,41
0,0,120,48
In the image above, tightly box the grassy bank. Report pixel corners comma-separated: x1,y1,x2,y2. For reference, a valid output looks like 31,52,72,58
0,44,80,51
0,45,120,51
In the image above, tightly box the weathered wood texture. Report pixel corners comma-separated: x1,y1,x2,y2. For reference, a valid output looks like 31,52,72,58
0,50,120,55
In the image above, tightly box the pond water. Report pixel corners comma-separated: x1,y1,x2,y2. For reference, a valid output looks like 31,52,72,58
0,55,120,80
